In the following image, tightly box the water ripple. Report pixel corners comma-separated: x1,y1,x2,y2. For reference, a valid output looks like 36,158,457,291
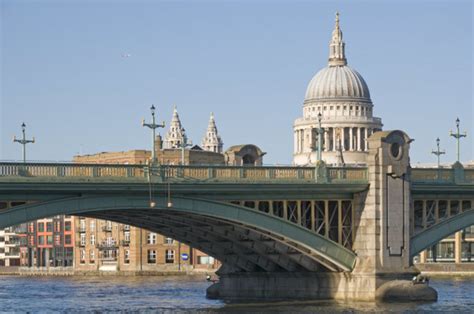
0,275,472,312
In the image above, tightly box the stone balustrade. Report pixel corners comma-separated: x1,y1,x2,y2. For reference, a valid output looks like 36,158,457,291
0,162,367,184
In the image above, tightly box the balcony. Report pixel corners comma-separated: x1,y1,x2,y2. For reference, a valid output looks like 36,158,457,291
121,240,130,247
78,227,87,233
96,241,118,249
102,226,113,232
5,240,21,247
121,225,130,231
76,241,86,247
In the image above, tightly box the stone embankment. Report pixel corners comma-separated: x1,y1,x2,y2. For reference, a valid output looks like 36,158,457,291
0,266,216,277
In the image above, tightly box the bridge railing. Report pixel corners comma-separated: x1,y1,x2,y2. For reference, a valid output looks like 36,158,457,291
0,162,368,184
0,162,145,178
411,167,474,184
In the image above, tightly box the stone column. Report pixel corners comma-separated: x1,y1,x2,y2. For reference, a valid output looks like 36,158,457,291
350,130,430,300
357,127,361,151
324,128,329,152
455,231,462,264
332,128,337,151
349,127,353,151
364,128,368,151
341,127,346,151
299,130,303,153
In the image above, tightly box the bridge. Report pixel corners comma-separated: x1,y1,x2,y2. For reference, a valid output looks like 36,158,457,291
1,130,473,300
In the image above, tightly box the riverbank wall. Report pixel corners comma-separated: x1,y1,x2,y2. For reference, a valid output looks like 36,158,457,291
0,266,216,276
417,263,474,276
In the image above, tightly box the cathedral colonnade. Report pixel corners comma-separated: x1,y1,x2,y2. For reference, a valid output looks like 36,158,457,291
294,126,384,154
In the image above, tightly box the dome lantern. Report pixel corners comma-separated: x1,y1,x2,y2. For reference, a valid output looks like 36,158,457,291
328,12,347,67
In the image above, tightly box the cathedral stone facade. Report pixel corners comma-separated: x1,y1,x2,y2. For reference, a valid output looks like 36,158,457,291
293,13,382,166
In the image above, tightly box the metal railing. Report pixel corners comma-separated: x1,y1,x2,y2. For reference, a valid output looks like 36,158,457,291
0,162,368,184
96,242,118,249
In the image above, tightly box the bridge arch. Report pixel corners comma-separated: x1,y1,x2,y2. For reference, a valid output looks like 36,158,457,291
410,209,474,258
0,195,356,272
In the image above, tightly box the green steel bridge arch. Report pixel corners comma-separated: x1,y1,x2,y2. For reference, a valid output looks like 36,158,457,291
410,209,474,258
0,195,357,272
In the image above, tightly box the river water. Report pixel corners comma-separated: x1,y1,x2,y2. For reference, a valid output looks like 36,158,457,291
0,275,472,312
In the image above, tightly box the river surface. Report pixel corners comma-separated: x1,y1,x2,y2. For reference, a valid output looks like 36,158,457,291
0,275,472,313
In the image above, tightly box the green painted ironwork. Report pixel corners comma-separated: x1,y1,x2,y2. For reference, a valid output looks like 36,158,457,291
0,195,357,271
410,209,474,258
0,162,368,184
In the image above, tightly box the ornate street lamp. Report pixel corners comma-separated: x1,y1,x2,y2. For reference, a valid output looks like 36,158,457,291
142,105,165,164
13,122,35,163
315,112,325,162
177,128,193,165
431,137,445,168
449,118,467,163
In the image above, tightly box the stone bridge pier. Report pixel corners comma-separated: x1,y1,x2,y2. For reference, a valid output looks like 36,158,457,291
207,130,437,301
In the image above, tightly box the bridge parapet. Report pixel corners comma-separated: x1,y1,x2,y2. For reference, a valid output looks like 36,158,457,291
411,165,474,184
0,162,368,184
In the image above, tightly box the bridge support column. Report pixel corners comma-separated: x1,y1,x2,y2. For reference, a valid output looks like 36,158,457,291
207,270,434,301
349,130,437,301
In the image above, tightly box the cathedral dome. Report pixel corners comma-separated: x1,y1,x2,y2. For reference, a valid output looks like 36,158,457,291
305,65,371,102
304,12,371,103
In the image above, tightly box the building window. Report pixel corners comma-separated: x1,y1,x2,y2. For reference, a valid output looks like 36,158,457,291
147,232,157,245
89,250,95,264
90,220,95,232
54,221,61,232
124,250,130,264
147,250,156,263
80,233,86,246
90,234,95,246
65,221,71,231
80,219,86,232
197,256,215,265
165,250,175,264
38,223,44,232
38,235,44,245
46,222,52,232
80,249,86,264
65,235,71,245
124,231,130,243
47,235,53,245
164,237,174,245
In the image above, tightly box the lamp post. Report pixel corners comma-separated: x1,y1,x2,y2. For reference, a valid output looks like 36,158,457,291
316,112,325,162
142,105,165,164
13,122,35,163
431,137,445,168
449,118,467,163
177,128,193,165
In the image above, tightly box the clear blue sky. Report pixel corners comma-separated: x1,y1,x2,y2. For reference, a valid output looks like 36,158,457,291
1,0,472,165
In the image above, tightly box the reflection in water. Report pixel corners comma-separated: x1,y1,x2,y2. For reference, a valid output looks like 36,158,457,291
0,275,472,312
